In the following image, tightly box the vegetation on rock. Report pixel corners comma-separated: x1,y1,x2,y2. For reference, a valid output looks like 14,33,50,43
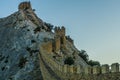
78,50,100,66
64,57,74,65
44,22,54,32
88,60,100,66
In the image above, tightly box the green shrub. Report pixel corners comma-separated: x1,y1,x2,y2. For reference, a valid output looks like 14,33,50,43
88,60,100,66
78,50,89,63
64,57,74,65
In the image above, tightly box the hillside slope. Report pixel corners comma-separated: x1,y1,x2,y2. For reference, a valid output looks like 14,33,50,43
0,2,88,80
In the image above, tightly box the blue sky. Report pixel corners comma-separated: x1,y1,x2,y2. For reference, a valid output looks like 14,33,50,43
0,0,120,65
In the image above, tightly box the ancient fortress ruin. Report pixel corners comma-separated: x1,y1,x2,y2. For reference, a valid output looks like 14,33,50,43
17,1,120,80
40,26,120,75
28,1,120,78
18,1,32,10
41,26,69,54
38,8,120,80
0,1,119,80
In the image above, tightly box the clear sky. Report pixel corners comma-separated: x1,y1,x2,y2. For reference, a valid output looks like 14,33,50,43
0,0,120,65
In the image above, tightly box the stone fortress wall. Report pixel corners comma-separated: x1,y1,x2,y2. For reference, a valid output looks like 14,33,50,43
40,42,120,74
41,26,68,54
40,26,120,79
40,27,120,80
54,26,66,45
18,1,32,10
41,26,120,74
40,42,120,80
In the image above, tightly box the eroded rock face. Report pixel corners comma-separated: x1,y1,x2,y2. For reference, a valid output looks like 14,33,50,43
0,16,42,80
0,2,88,80
0,2,48,80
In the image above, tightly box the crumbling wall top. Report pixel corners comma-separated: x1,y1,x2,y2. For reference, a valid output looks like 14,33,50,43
18,1,32,10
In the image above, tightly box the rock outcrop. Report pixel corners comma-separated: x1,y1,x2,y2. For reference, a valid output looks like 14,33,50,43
0,1,120,80
0,1,46,80
0,1,99,80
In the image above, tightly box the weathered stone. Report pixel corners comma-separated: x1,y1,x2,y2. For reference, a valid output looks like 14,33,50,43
111,63,119,72
63,65,68,73
76,65,81,74
0,2,92,80
58,64,61,71
101,64,109,74
41,41,53,54
73,66,77,73
69,65,74,73
53,37,61,53
54,26,66,45
54,26,65,37
18,1,32,10
0,1,54,80
93,65,101,74
85,66,92,74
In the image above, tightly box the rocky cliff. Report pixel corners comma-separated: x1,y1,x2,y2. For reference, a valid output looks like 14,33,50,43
0,2,88,80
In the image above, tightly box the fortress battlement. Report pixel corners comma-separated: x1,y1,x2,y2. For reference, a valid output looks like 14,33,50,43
18,1,32,10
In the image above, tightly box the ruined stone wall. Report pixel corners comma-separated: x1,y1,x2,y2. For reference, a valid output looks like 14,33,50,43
54,27,66,46
85,63,120,75
41,38,61,54
54,26,65,37
41,41,53,54
40,45,80,79
53,37,61,53
18,1,32,10
40,42,120,80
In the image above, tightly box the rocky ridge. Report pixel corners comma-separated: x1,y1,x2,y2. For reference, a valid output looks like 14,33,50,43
0,1,88,80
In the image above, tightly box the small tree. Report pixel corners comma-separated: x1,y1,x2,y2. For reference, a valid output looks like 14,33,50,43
78,50,89,63
64,57,74,65
44,22,54,32
78,50,101,66
88,60,100,66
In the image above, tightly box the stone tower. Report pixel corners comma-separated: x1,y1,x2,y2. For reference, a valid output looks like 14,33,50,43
54,26,65,37
54,26,66,46
18,1,32,10
53,37,61,53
